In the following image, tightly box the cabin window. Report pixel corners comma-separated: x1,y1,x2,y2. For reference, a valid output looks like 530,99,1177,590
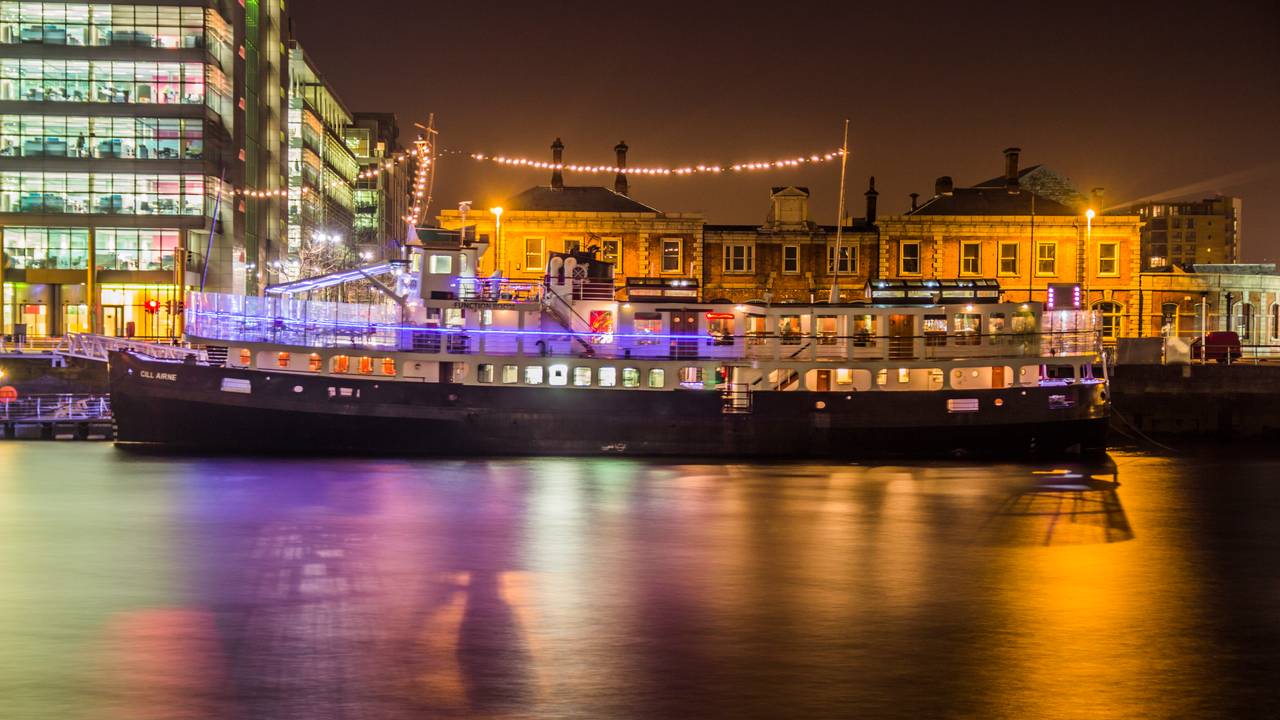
679,367,704,389
999,242,1019,276
599,367,617,387
444,308,464,327
573,367,592,387
836,368,853,385
876,369,887,386
479,309,494,326
276,351,291,368
898,367,911,384
524,366,544,385
238,348,251,366
746,315,767,345
988,313,1006,337
308,353,322,372
331,355,350,373
358,356,374,375
622,368,640,387
783,245,800,274
478,364,495,383
429,254,452,274
779,315,801,345
647,368,665,389
724,243,754,273
852,315,876,347
707,314,735,346
661,238,682,273
381,358,396,376
816,315,839,345
1012,309,1037,334
954,313,981,346
502,365,518,383
523,237,544,271
549,364,568,386
923,315,948,346
635,314,662,345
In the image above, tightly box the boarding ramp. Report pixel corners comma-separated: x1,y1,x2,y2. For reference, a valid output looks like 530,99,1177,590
55,333,204,363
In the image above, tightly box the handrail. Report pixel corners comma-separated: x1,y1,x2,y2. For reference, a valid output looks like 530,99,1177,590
1,394,111,421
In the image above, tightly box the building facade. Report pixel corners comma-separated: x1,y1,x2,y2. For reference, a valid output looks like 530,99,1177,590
1127,195,1242,270
437,139,703,296
0,0,288,339
1126,264,1280,347
703,184,878,303
345,111,409,261
875,148,1142,341
285,40,356,281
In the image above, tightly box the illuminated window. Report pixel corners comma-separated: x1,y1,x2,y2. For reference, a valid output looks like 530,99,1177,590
477,363,494,383
852,314,876,347
1036,241,1057,276
276,351,290,368
358,356,374,374
661,238,682,273
548,364,567,386
1093,301,1122,341
954,313,981,346
746,315,767,345
429,254,452,274
923,314,947,346
598,367,617,387
898,367,910,384
779,315,801,345
816,315,838,345
308,353,321,371
783,244,800,274
238,348,250,366
1098,242,1119,277
836,368,853,384
679,367,704,388
502,364,518,383
960,242,980,275
331,355,350,373
622,368,640,387
635,313,662,345
380,358,396,376
899,240,920,274
524,366,544,385
998,242,1019,276
647,368,665,388
572,367,592,386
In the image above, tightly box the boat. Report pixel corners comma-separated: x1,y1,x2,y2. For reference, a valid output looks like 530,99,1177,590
109,229,1109,458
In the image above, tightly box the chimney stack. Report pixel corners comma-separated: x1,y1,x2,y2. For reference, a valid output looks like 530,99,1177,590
864,176,879,224
550,137,564,190
1003,147,1021,193
909,192,919,212
934,176,953,196
614,141,629,196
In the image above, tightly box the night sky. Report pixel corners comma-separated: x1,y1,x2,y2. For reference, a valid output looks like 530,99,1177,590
292,0,1280,260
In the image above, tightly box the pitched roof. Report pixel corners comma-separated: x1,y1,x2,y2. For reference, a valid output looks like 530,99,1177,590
910,187,1078,216
504,185,660,213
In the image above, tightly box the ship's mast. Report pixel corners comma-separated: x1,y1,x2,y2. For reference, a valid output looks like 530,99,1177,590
829,119,850,304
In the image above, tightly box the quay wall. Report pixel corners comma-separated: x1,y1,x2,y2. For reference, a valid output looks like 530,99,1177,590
1111,364,1280,438
0,357,109,394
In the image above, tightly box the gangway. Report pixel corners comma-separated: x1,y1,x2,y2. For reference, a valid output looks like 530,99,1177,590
264,260,405,296
54,333,204,363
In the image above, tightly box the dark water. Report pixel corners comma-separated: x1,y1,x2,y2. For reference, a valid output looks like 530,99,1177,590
1,445,1278,719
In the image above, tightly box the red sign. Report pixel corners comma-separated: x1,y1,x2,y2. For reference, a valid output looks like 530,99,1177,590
0,386,17,403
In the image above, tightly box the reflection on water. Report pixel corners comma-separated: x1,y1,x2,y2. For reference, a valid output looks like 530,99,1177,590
0,447,1278,719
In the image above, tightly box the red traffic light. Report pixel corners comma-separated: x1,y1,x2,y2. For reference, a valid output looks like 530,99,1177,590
144,299,161,313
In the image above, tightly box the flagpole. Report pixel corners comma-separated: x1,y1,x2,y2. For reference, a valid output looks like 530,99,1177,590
829,119,850,304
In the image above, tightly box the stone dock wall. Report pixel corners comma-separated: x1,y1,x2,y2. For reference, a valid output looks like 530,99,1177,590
1111,364,1280,438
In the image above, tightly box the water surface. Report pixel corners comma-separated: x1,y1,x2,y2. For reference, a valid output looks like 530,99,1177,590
1,445,1277,718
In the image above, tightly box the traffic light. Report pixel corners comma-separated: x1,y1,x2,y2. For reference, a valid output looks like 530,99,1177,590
144,298,161,314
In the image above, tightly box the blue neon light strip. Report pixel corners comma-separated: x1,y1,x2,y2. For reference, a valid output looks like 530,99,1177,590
265,262,396,295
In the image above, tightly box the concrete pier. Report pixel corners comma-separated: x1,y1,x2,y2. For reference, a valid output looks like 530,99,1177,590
1111,363,1280,438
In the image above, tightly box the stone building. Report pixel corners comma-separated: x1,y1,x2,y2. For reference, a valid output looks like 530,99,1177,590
437,139,703,296
876,148,1142,340
1131,264,1280,347
702,183,878,303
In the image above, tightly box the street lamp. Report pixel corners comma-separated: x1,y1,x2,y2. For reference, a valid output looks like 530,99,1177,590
489,206,504,275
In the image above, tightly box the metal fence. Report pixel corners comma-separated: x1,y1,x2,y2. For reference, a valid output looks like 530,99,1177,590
1,394,111,421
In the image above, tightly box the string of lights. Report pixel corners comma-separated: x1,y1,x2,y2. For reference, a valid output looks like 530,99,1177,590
226,142,845,199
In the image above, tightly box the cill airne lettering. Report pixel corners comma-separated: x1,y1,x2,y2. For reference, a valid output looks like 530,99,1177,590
139,370,178,382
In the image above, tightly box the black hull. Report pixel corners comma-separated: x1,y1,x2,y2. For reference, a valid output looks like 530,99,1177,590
109,352,1109,459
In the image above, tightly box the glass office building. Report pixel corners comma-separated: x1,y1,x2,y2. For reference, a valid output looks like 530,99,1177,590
0,1,287,339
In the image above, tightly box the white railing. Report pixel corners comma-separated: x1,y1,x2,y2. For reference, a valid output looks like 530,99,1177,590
1,394,111,421
56,333,203,362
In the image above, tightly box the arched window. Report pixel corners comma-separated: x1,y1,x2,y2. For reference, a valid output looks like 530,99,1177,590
1093,301,1122,341
1160,302,1180,336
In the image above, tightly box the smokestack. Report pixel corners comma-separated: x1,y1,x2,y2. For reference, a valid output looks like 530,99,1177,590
909,192,919,212
934,176,953,197
550,137,564,190
614,141,629,196
864,176,879,224
1003,147,1021,193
